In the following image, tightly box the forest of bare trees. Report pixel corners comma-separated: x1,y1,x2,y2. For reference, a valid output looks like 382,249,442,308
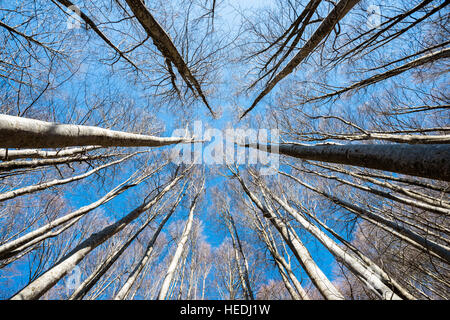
0,0,448,301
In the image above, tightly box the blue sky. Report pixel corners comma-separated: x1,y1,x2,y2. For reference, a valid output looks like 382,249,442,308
2,0,433,299
0,0,339,299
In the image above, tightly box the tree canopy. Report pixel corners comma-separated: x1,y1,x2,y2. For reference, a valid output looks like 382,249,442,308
0,0,449,300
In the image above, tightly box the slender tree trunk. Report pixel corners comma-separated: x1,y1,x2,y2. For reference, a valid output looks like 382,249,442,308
0,216,83,265
68,196,165,300
157,182,204,300
231,168,344,300
360,171,449,193
224,210,254,300
128,261,151,300
53,0,138,69
295,164,450,215
0,146,100,161
294,197,418,300
0,153,118,172
10,169,187,300
114,187,185,300
250,0,322,87
124,0,213,116
230,215,255,300
258,178,403,300
0,164,166,260
265,204,343,299
275,260,301,300
279,170,450,264
201,271,208,300
307,47,450,103
253,212,310,300
242,0,360,118
301,161,450,209
185,257,196,300
0,153,139,202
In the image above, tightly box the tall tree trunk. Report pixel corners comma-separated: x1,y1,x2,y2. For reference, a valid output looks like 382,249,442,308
251,209,310,300
306,47,450,103
0,163,166,260
0,114,191,148
0,146,100,161
257,176,404,300
224,209,255,300
0,153,139,202
114,186,186,300
275,260,301,300
124,0,214,116
231,168,344,300
294,164,449,215
246,143,450,181
0,153,118,172
157,182,204,300
300,161,450,209
53,0,138,69
279,170,450,264
68,186,175,300
10,168,187,300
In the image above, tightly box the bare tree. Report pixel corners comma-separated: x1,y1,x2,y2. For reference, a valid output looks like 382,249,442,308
157,176,205,300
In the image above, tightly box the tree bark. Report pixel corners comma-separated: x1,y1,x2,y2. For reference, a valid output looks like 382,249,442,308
114,187,185,300
124,0,214,116
231,168,344,300
0,154,118,172
53,0,139,69
241,0,361,118
0,114,191,148
157,182,204,300
251,209,310,299
68,202,162,300
306,47,450,103
0,153,139,202
0,146,100,160
258,179,404,300
247,143,450,181
9,168,186,300
295,164,450,215
223,209,255,300
0,164,166,260
279,170,450,264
